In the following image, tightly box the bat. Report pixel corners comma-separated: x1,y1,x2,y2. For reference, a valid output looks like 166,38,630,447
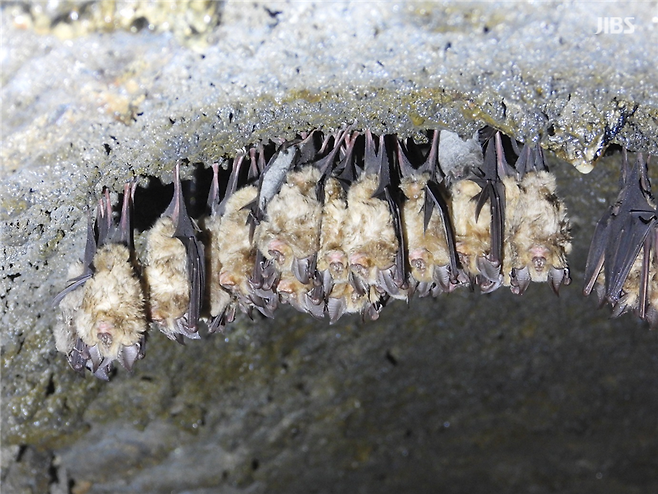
504,162,572,295
204,160,235,333
448,128,515,293
398,130,466,295
143,162,205,342
584,150,657,321
315,131,358,303
215,148,277,319
343,131,406,302
56,184,147,379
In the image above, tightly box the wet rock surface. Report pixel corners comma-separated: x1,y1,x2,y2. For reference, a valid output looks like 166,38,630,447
2,1,658,493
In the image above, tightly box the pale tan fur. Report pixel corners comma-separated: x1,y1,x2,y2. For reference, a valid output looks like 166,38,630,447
344,174,397,285
255,167,322,273
400,173,450,283
501,175,522,286
328,281,368,315
76,244,147,360
54,262,85,354
318,177,349,283
450,179,491,277
616,255,644,314
205,214,232,317
507,171,572,282
144,216,190,335
217,186,258,298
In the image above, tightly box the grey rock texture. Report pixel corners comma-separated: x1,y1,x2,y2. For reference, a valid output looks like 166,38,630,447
2,1,658,493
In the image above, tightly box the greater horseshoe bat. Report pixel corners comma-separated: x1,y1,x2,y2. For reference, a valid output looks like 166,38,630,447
204,160,236,333
344,131,407,302
215,149,277,319
55,184,147,379
504,153,572,295
144,162,206,342
398,130,465,295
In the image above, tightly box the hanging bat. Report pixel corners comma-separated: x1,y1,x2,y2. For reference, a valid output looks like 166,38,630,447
343,131,407,302
317,131,357,297
398,130,465,295
584,150,657,321
54,184,147,379
448,128,513,293
203,160,236,333
215,148,277,319
504,147,572,295
143,162,205,343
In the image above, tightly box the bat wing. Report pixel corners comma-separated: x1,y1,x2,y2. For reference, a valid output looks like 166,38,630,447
168,163,207,333
53,212,97,306
425,180,463,283
177,234,206,333
383,186,408,290
603,154,656,303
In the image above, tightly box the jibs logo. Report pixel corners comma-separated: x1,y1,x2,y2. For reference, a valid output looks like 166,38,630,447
595,17,635,34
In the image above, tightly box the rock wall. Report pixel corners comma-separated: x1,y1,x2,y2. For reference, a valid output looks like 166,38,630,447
2,1,658,493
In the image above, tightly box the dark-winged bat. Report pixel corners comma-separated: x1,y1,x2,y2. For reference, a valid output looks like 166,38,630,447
144,162,205,342
584,150,656,321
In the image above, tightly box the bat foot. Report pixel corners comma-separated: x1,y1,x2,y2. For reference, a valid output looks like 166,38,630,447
510,266,531,295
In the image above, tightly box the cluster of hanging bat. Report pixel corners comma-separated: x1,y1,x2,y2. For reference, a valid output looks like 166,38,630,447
52,124,652,380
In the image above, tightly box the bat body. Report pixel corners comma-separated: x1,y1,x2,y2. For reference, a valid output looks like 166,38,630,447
400,172,451,288
450,178,498,290
317,176,350,292
144,163,205,342
505,170,572,294
344,172,400,294
254,165,322,280
204,160,239,333
584,151,657,324
217,185,268,315
55,185,147,379
76,241,147,364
